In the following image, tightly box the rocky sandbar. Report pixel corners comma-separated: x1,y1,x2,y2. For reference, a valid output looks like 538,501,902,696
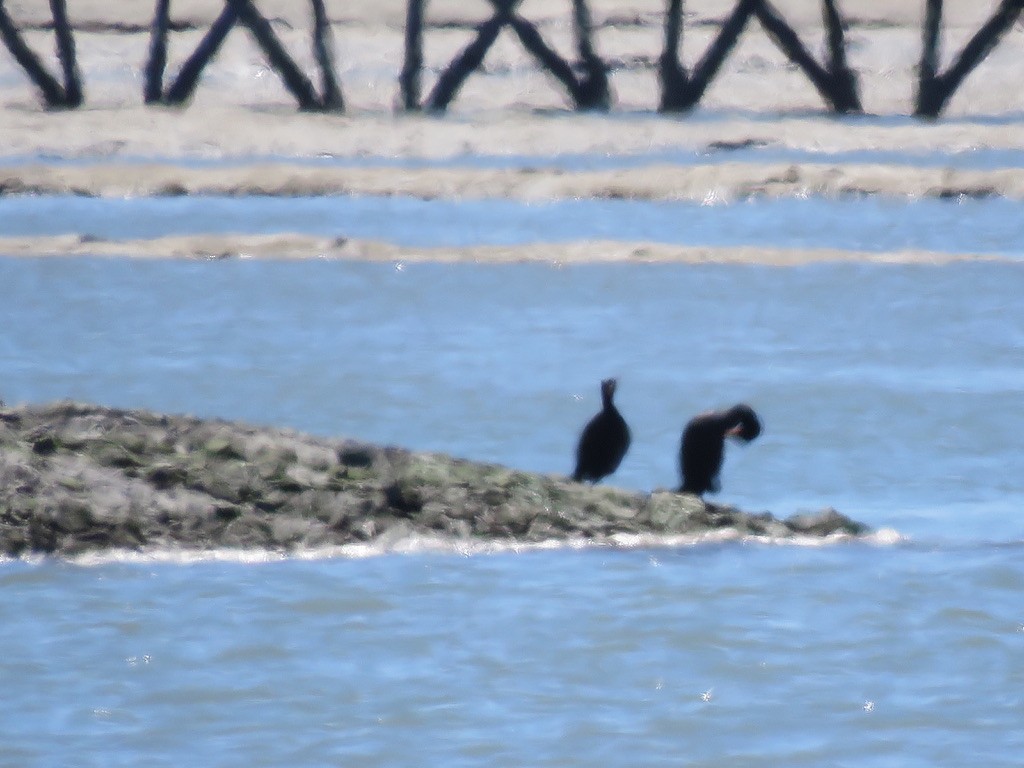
0,401,868,559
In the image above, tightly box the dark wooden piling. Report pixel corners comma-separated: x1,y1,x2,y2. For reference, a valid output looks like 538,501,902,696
915,0,1024,118
426,10,508,111
753,0,860,113
821,0,858,111
0,0,81,108
49,0,82,106
162,3,239,105
233,0,322,111
508,14,581,99
399,0,425,110
144,0,171,103
0,0,1021,118
658,0,688,109
686,0,755,102
425,0,609,112
917,0,942,102
311,0,344,110
150,0,344,111
659,0,757,112
0,4,67,107
571,0,610,110
660,0,859,114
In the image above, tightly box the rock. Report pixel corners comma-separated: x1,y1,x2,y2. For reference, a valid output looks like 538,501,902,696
785,507,869,537
54,498,94,533
642,492,709,532
31,434,59,456
0,400,872,558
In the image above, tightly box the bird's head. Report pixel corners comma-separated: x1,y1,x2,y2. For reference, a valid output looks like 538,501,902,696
600,378,618,400
725,404,762,442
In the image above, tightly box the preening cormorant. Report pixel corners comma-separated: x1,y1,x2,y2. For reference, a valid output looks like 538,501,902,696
572,378,631,484
679,403,761,496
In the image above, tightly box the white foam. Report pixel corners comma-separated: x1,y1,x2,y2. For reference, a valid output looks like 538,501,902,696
864,527,906,546
0,526,907,567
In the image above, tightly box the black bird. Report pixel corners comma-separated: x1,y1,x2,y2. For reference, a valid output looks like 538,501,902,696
679,403,761,496
572,378,631,484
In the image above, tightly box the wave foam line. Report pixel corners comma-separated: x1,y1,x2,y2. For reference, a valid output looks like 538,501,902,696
0,527,907,567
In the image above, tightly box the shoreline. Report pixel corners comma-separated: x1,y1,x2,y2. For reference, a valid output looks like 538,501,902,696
0,401,870,560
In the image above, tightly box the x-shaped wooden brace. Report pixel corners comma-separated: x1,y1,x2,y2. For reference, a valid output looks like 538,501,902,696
424,0,608,112
917,0,1024,117
0,0,82,108
660,0,860,114
145,0,343,111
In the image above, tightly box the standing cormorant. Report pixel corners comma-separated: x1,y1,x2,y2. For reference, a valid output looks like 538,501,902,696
679,404,761,496
572,378,631,483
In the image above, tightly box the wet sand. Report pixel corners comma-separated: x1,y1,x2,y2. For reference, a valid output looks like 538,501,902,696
3,160,1023,201
0,233,1010,265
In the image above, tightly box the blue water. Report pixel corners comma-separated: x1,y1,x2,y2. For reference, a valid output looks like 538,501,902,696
2,194,1023,256
3,258,1024,535
4,145,1024,171
1,545,1022,767
2,240,1024,761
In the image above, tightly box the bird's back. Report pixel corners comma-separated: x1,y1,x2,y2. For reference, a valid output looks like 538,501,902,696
574,407,630,482
679,418,725,494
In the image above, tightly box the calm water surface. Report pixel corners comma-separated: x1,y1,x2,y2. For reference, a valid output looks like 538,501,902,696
3,258,1023,532
2,545,1022,767
2,251,1023,761
2,194,1023,256
5,144,1024,170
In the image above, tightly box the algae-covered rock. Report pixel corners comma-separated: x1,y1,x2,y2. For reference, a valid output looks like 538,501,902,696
785,508,869,537
0,400,872,558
